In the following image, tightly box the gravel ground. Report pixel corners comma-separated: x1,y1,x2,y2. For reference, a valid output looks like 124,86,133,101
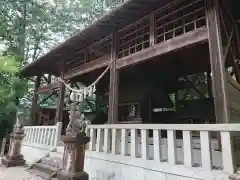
0,166,44,180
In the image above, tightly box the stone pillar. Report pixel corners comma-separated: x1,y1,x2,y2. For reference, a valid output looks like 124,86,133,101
2,125,25,167
57,132,90,180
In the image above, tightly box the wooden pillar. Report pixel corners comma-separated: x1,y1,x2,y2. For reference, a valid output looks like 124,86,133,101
108,32,119,124
205,0,230,123
31,75,41,125
55,73,65,123
149,12,156,46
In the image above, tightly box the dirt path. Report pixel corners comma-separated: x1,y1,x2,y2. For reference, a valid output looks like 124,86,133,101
0,166,44,180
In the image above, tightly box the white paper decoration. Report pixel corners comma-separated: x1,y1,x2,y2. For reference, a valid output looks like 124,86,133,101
70,92,74,101
69,84,97,103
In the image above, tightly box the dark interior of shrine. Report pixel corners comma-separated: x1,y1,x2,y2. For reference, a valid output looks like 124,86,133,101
71,42,216,125
117,42,216,124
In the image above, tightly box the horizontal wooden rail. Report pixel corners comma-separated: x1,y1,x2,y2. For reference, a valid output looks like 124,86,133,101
88,123,240,132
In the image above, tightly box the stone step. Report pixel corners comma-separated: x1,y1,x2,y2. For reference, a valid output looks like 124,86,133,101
41,157,62,169
34,162,57,175
27,146,64,179
28,167,52,179
28,161,62,179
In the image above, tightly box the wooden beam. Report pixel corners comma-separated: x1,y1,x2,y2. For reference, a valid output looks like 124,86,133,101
116,27,208,69
31,75,41,125
37,81,60,94
205,0,230,123
64,55,110,80
108,32,119,124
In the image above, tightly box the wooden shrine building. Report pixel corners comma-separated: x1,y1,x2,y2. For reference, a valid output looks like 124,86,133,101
20,0,240,131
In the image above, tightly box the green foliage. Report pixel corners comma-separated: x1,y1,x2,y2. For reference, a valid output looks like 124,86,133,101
0,56,20,73
0,56,28,138
0,0,115,129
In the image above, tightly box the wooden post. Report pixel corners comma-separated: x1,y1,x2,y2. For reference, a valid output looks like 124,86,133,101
149,12,156,46
31,75,41,125
108,32,119,124
205,0,230,123
55,73,65,123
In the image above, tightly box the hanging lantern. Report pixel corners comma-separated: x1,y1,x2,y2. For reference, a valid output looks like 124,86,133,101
93,85,96,92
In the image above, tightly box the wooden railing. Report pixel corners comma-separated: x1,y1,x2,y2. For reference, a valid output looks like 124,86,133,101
86,124,238,174
23,122,62,148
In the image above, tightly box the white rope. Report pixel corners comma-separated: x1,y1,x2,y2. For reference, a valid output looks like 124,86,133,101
59,57,116,94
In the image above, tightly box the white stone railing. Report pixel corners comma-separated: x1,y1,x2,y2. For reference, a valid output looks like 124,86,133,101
22,122,62,148
87,124,239,174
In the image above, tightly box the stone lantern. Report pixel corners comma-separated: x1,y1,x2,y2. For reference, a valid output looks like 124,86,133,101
2,112,25,167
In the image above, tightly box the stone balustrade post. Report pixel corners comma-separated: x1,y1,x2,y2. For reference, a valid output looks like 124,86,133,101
56,132,90,180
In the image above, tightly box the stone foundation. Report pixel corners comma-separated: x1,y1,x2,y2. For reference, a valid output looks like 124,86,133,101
57,171,88,180
229,172,240,180
2,155,25,167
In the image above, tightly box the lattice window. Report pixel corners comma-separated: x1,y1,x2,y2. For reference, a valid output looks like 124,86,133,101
65,36,112,73
155,0,206,44
118,17,150,58
87,36,112,62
